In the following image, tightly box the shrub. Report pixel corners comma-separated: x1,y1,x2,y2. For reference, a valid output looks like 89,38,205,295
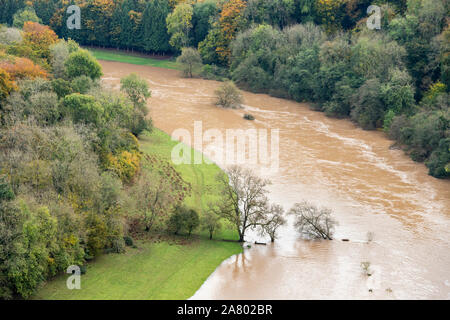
215,81,243,108
123,236,134,247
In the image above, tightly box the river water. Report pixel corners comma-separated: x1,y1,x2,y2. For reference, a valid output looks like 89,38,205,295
100,61,450,300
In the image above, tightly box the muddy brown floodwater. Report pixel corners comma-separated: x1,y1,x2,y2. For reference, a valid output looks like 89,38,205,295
101,61,450,300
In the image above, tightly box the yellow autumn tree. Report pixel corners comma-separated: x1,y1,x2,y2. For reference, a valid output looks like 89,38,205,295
216,0,246,64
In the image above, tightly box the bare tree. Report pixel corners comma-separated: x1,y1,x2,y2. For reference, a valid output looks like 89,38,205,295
215,165,271,242
288,201,337,240
126,171,173,232
260,204,286,242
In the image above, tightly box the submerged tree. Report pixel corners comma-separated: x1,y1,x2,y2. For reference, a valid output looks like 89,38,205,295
214,81,243,108
260,204,286,242
288,201,337,240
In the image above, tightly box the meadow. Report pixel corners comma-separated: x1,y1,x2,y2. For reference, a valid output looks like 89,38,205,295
33,129,242,300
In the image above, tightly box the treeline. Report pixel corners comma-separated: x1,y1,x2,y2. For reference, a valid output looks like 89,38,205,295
176,0,448,178
0,20,190,299
0,1,407,53
2,0,443,177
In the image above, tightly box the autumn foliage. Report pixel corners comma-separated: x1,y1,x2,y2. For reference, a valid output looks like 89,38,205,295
216,0,246,63
22,21,58,60
0,68,17,102
0,56,48,80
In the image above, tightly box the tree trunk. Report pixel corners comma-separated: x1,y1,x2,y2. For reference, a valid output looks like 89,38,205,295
209,232,213,240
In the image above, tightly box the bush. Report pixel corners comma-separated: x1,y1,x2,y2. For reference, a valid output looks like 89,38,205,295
215,81,243,108
243,113,255,120
123,236,134,247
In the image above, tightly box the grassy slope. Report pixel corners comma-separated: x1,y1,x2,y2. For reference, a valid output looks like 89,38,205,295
89,48,179,70
34,129,241,300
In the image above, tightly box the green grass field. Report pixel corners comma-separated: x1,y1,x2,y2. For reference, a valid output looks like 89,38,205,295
33,129,241,300
89,48,179,70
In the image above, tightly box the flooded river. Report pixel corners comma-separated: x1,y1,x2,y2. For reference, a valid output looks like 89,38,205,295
101,60,450,299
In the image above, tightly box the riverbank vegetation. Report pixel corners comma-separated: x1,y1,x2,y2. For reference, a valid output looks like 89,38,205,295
0,22,241,299
6,0,446,177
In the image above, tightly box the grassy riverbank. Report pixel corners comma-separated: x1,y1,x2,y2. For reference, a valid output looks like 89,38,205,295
33,129,242,300
89,48,179,70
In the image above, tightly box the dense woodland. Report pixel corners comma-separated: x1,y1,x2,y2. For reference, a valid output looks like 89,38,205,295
0,0,449,300
0,19,193,298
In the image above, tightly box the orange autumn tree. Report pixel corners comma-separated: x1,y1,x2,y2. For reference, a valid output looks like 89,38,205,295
22,22,58,61
0,68,17,103
0,57,48,80
216,0,246,64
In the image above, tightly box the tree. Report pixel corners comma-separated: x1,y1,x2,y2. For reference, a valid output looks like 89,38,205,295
120,73,152,136
62,93,104,126
22,22,58,61
126,171,173,232
244,0,296,29
0,68,16,104
350,78,385,130
0,57,48,80
177,47,203,78
65,49,103,80
120,73,151,109
168,205,188,235
192,0,217,47
288,201,337,240
12,7,42,28
215,165,271,242
216,0,247,63
166,3,194,51
380,68,416,115
314,0,347,32
201,208,221,240
141,0,171,53
261,204,286,242
426,138,450,178
0,26,22,45
50,40,71,79
215,81,243,108
184,209,199,236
